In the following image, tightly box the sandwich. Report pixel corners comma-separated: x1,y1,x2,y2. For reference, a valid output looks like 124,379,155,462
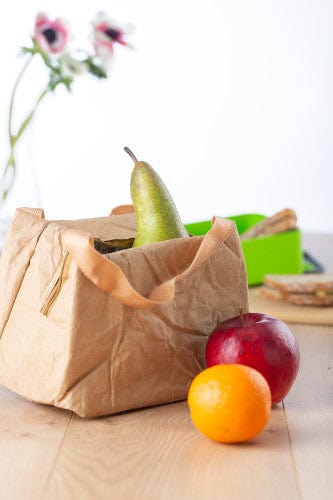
241,208,298,240
260,273,333,306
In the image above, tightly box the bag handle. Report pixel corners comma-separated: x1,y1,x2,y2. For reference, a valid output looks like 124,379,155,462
61,216,235,310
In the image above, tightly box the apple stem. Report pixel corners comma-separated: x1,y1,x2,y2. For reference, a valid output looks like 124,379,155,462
239,307,246,326
124,146,138,164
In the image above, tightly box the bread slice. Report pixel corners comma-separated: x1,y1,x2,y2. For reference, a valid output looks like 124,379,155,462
263,273,333,293
241,208,298,240
260,273,333,307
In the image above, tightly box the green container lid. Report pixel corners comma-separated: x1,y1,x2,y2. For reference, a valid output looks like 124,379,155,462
185,213,305,286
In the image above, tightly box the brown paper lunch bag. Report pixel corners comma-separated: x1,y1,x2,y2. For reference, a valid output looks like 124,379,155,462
0,206,248,417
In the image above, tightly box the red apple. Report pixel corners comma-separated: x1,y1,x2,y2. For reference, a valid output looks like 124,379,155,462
205,312,300,405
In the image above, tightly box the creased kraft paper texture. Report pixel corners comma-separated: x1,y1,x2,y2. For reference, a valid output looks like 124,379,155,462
0,208,248,417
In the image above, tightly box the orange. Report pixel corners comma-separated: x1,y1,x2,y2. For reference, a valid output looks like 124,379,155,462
188,364,271,443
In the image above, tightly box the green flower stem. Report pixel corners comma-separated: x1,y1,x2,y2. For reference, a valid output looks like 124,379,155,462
1,54,49,205
8,55,34,145
13,87,49,146
0,155,15,203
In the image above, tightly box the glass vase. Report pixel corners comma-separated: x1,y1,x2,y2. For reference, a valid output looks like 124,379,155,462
0,141,42,247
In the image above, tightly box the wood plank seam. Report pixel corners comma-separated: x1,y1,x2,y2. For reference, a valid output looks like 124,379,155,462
40,411,74,499
282,400,303,500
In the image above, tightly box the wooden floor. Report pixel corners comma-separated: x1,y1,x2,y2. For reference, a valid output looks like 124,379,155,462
0,234,332,500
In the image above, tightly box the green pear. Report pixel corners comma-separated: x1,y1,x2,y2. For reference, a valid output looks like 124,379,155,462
124,147,189,247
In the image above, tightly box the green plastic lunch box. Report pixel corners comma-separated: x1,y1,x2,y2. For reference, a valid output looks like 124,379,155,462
185,213,319,286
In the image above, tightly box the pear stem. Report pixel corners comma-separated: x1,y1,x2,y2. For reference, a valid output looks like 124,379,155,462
239,307,246,326
124,146,138,164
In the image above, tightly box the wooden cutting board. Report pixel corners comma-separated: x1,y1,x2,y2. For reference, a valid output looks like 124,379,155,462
249,287,333,326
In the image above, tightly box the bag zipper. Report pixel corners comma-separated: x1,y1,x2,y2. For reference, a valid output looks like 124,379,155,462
41,253,71,316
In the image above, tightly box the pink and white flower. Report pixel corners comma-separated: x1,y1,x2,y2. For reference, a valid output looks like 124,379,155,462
33,12,69,56
92,12,132,63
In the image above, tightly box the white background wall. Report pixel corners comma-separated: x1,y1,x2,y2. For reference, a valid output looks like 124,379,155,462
0,0,332,232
